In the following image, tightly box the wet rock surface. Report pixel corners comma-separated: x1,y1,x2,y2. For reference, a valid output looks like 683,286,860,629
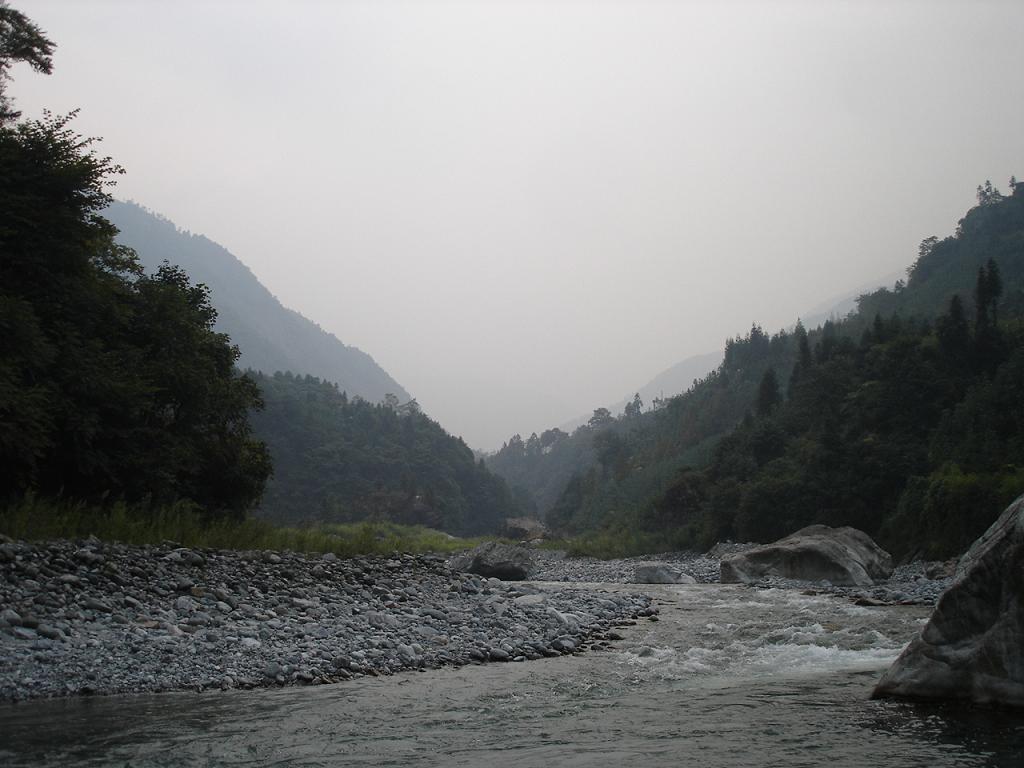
720,525,893,587
873,494,1024,707
449,541,534,580
0,537,650,702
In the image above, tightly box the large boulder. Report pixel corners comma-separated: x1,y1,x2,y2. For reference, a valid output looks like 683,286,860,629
449,541,533,581
633,562,697,584
720,524,892,586
503,517,548,541
873,495,1024,707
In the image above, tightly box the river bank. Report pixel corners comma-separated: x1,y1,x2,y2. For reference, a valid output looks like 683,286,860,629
1,535,956,703
7,582,1016,768
530,547,953,605
0,537,651,702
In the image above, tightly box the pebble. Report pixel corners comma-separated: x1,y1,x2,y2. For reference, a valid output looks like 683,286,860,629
530,548,952,605
0,538,650,702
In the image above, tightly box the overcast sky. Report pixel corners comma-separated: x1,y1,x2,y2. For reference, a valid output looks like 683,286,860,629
11,0,1024,449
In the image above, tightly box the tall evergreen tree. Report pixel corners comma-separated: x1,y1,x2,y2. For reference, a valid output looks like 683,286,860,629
756,367,781,416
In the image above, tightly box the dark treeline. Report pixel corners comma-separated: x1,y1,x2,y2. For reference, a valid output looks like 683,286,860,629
492,180,1024,559
653,255,1023,560
251,373,521,536
0,110,271,519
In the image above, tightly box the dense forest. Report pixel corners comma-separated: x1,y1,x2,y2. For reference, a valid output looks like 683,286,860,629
250,373,521,535
492,181,1024,559
0,112,270,518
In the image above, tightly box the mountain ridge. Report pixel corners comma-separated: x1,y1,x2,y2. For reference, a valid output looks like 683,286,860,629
106,201,410,404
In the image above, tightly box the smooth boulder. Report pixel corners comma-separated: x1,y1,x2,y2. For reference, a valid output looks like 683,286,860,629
449,541,533,581
633,563,696,585
720,524,892,586
873,494,1024,706
504,517,548,541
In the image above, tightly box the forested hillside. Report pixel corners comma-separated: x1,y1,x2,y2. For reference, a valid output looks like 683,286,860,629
648,182,1024,560
488,322,799,531
250,372,522,535
1,111,269,519
107,201,410,404
493,180,1024,558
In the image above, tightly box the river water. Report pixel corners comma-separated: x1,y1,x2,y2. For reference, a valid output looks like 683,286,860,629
2,583,1022,767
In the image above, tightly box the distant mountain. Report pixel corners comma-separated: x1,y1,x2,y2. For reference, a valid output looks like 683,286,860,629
106,201,410,403
623,351,724,411
797,271,903,330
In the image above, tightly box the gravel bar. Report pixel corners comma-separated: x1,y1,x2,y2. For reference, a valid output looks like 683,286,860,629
0,537,652,702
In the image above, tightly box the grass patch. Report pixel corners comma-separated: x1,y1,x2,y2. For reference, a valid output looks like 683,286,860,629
0,495,489,557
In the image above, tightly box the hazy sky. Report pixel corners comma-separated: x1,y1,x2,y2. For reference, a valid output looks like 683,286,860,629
11,0,1024,449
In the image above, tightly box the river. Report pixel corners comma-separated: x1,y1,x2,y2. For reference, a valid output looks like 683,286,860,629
2,583,1022,766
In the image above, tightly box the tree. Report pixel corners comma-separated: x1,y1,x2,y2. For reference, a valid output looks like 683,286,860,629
976,179,1003,206
936,295,970,364
623,393,643,419
398,398,421,416
755,367,780,416
588,407,614,429
789,320,811,391
973,259,1004,373
539,428,566,449
1,104,269,516
0,2,54,123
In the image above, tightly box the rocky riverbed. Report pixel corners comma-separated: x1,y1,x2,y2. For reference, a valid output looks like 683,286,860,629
0,537,652,702
530,547,953,605
1,535,955,703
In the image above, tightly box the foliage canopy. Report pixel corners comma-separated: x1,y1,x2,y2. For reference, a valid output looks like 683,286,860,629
1,111,270,518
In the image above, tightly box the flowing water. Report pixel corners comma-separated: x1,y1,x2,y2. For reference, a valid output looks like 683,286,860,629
2,583,1022,767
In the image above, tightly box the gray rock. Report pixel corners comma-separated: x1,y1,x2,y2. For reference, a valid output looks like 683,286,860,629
165,548,206,567
720,525,892,587
82,597,113,613
397,643,418,661
366,611,400,629
503,517,548,541
873,494,1024,707
633,562,697,584
514,594,547,606
449,541,533,581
